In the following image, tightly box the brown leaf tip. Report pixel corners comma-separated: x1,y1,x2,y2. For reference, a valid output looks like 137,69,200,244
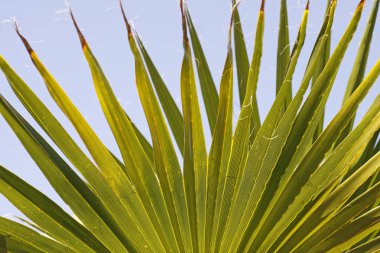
13,21,34,54
180,0,189,42
357,0,365,8
306,0,310,10
260,0,266,11
69,8,87,48
119,0,132,36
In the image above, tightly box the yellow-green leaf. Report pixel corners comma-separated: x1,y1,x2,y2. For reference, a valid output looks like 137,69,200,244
180,3,208,251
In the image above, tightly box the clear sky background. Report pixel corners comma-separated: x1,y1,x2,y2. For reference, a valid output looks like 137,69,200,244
0,0,379,218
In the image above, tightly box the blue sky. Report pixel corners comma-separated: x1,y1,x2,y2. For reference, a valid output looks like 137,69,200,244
0,0,379,217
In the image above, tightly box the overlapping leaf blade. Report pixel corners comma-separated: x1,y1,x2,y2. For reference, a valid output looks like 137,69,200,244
180,3,208,251
70,11,180,252
310,206,380,253
230,3,337,251
185,8,219,134
0,93,131,252
135,35,184,154
0,54,152,252
11,27,166,252
205,10,235,253
232,0,261,137
347,236,380,253
211,4,266,252
312,0,332,141
0,217,73,252
120,5,192,252
244,3,369,250
266,91,380,253
219,4,310,251
337,0,380,149
0,165,100,252
282,131,380,252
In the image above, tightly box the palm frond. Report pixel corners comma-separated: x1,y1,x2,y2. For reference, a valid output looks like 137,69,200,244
0,0,379,252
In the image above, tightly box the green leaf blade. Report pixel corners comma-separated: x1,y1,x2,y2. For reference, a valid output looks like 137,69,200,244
185,8,219,134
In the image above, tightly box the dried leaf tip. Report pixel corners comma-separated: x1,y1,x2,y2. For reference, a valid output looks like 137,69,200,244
328,0,337,9
227,1,241,49
69,8,86,48
306,0,310,10
13,21,34,54
180,0,189,42
119,0,132,36
230,1,241,28
260,0,266,12
357,0,366,8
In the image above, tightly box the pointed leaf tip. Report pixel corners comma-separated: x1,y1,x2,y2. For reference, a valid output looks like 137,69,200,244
227,1,240,49
119,0,132,36
358,0,366,8
180,0,188,42
13,22,33,54
229,0,243,32
69,9,86,48
260,0,266,11
306,0,310,10
229,1,242,46
231,1,242,23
